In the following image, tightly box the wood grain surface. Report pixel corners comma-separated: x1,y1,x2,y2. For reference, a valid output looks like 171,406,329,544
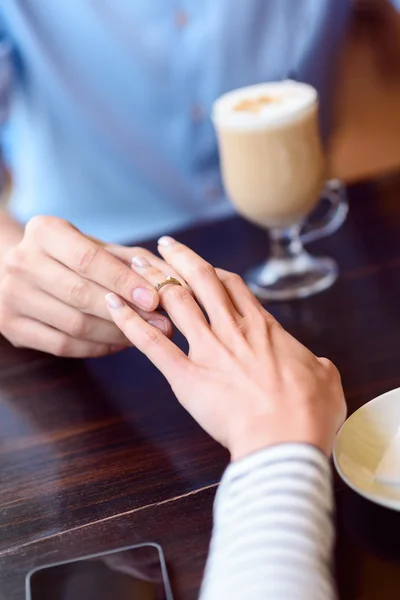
1,174,400,598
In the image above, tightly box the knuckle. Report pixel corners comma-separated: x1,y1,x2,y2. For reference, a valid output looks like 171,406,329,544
170,243,186,257
319,357,336,372
74,244,100,276
145,265,160,277
114,269,134,294
225,272,244,286
67,313,88,339
25,215,57,237
264,314,281,334
320,357,340,379
164,285,192,304
227,315,246,335
70,279,92,309
134,263,158,279
141,325,163,347
115,309,139,334
3,247,25,275
193,262,215,279
215,268,226,278
51,335,72,357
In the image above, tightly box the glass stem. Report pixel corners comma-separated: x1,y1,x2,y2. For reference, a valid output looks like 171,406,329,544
269,226,305,261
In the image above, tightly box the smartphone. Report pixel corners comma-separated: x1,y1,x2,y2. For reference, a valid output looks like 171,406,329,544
26,542,174,600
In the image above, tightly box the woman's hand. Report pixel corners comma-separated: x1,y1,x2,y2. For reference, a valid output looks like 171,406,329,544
106,237,346,460
0,216,176,357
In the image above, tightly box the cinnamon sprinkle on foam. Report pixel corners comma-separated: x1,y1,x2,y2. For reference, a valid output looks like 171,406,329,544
234,95,279,113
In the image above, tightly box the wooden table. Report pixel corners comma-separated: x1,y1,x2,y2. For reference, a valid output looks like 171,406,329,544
1,175,400,599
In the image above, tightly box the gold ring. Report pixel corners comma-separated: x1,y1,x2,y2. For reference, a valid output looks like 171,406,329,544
155,276,182,292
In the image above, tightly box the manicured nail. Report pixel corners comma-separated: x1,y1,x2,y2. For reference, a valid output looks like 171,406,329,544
105,293,125,310
132,256,151,268
158,236,176,247
148,319,170,335
132,287,156,310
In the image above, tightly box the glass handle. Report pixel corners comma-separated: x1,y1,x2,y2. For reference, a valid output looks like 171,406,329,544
300,179,349,244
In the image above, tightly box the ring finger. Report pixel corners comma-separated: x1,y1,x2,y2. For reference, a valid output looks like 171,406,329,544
131,255,210,343
156,237,242,334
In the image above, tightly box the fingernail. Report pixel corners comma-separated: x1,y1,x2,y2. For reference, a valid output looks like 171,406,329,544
105,293,125,310
148,319,170,335
110,345,127,354
158,236,176,247
132,287,156,310
132,256,151,268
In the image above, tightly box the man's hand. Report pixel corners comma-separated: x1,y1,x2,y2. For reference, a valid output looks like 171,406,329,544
0,216,174,357
106,237,347,460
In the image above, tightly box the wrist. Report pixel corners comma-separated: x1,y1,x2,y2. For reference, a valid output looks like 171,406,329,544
229,420,332,462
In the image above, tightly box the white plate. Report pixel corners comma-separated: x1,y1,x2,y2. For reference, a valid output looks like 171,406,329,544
333,387,400,511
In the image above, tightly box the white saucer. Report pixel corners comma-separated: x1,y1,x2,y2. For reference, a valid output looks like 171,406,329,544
333,387,400,511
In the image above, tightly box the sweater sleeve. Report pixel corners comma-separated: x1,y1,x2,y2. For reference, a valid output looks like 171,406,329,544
200,444,336,600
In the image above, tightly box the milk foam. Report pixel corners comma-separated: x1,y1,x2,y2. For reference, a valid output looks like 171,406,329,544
212,80,318,131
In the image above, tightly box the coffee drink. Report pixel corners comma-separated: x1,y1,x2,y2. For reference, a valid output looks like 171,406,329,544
212,81,326,228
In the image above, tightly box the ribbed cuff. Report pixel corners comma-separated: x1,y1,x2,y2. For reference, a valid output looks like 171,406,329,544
216,443,333,519
201,443,336,600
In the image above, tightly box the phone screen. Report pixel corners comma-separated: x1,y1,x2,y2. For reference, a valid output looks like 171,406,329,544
27,543,173,600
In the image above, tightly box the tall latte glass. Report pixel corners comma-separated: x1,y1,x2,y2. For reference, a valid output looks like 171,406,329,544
212,80,348,300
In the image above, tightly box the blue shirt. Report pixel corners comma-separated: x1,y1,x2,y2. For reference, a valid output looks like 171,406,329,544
0,1,355,243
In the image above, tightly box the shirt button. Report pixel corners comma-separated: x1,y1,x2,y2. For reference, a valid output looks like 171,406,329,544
190,103,205,122
174,11,189,28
